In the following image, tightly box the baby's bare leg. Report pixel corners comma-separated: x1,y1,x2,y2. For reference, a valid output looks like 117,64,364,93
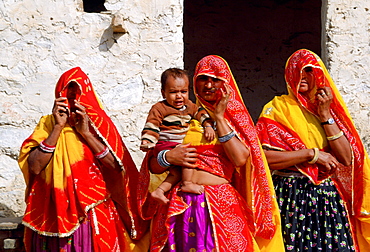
151,166,181,204
181,168,204,194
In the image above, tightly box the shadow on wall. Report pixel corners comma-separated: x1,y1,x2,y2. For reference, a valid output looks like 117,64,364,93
99,27,115,52
99,25,126,52
0,203,16,218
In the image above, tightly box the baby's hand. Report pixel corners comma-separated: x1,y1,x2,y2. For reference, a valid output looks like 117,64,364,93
204,126,215,142
140,140,155,152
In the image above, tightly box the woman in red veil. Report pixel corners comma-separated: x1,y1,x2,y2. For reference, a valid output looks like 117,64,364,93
18,67,149,251
257,49,370,251
138,56,284,251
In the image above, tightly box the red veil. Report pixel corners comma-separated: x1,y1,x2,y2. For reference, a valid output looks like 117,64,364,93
193,55,277,239
18,67,147,250
257,49,370,250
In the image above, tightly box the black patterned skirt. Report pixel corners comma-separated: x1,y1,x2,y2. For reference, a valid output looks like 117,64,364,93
272,171,355,252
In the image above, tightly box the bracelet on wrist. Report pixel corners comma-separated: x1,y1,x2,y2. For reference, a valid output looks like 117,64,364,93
308,148,319,164
218,130,236,143
39,140,56,153
326,131,343,141
95,146,109,159
157,150,171,168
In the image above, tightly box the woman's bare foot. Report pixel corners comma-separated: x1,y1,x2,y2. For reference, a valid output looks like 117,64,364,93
181,181,204,194
151,187,169,204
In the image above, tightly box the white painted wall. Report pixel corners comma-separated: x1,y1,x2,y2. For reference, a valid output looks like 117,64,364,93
0,0,184,217
324,0,370,149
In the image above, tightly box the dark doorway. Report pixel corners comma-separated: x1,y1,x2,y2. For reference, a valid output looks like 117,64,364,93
83,0,107,13
184,0,322,121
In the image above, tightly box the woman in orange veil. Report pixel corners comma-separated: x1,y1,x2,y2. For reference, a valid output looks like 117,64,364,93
257,49,370,251
18,67,148,251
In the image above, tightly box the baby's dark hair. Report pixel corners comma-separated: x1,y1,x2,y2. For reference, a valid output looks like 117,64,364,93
161,68,189,90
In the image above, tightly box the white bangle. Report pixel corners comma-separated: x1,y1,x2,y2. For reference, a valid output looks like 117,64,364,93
95,146,109,159
157,150,171,168
39,140,56,153
219,130,236,143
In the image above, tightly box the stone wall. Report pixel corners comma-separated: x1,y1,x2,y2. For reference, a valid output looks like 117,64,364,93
0,0,183,217
324,0,370,149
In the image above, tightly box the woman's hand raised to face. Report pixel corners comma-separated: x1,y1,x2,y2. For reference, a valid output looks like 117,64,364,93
214,84,231,121
316,86,333,120
72,101,91,137
52,97,68,128
316,87,352,166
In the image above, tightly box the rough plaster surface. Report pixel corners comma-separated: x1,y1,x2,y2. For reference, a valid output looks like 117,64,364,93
324,0,370,149
0,0,183,217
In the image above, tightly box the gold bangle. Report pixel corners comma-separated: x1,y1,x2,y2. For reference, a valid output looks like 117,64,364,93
308,148,319,164
327,131,343,141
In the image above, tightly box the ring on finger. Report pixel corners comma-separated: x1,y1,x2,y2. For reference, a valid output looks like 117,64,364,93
330,163,335,167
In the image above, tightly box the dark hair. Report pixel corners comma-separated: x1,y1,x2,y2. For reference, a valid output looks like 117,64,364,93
160,68,189,90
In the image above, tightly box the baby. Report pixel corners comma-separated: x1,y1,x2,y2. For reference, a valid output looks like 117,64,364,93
141,68,215,204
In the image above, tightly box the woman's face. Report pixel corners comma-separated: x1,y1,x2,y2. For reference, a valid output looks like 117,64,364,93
298,66,315,95
66,82,80,112
195,75,224,104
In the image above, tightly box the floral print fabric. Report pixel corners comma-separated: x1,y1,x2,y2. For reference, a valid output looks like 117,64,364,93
273,173,355,252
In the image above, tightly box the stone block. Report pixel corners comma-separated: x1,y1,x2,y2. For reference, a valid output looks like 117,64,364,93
112,13,128,33
4,238,16,249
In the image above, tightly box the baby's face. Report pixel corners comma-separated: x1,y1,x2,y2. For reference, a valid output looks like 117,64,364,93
162,76,189,109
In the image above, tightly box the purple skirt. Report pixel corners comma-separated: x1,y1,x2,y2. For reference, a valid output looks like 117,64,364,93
165,191,215,251
31,218,93,252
